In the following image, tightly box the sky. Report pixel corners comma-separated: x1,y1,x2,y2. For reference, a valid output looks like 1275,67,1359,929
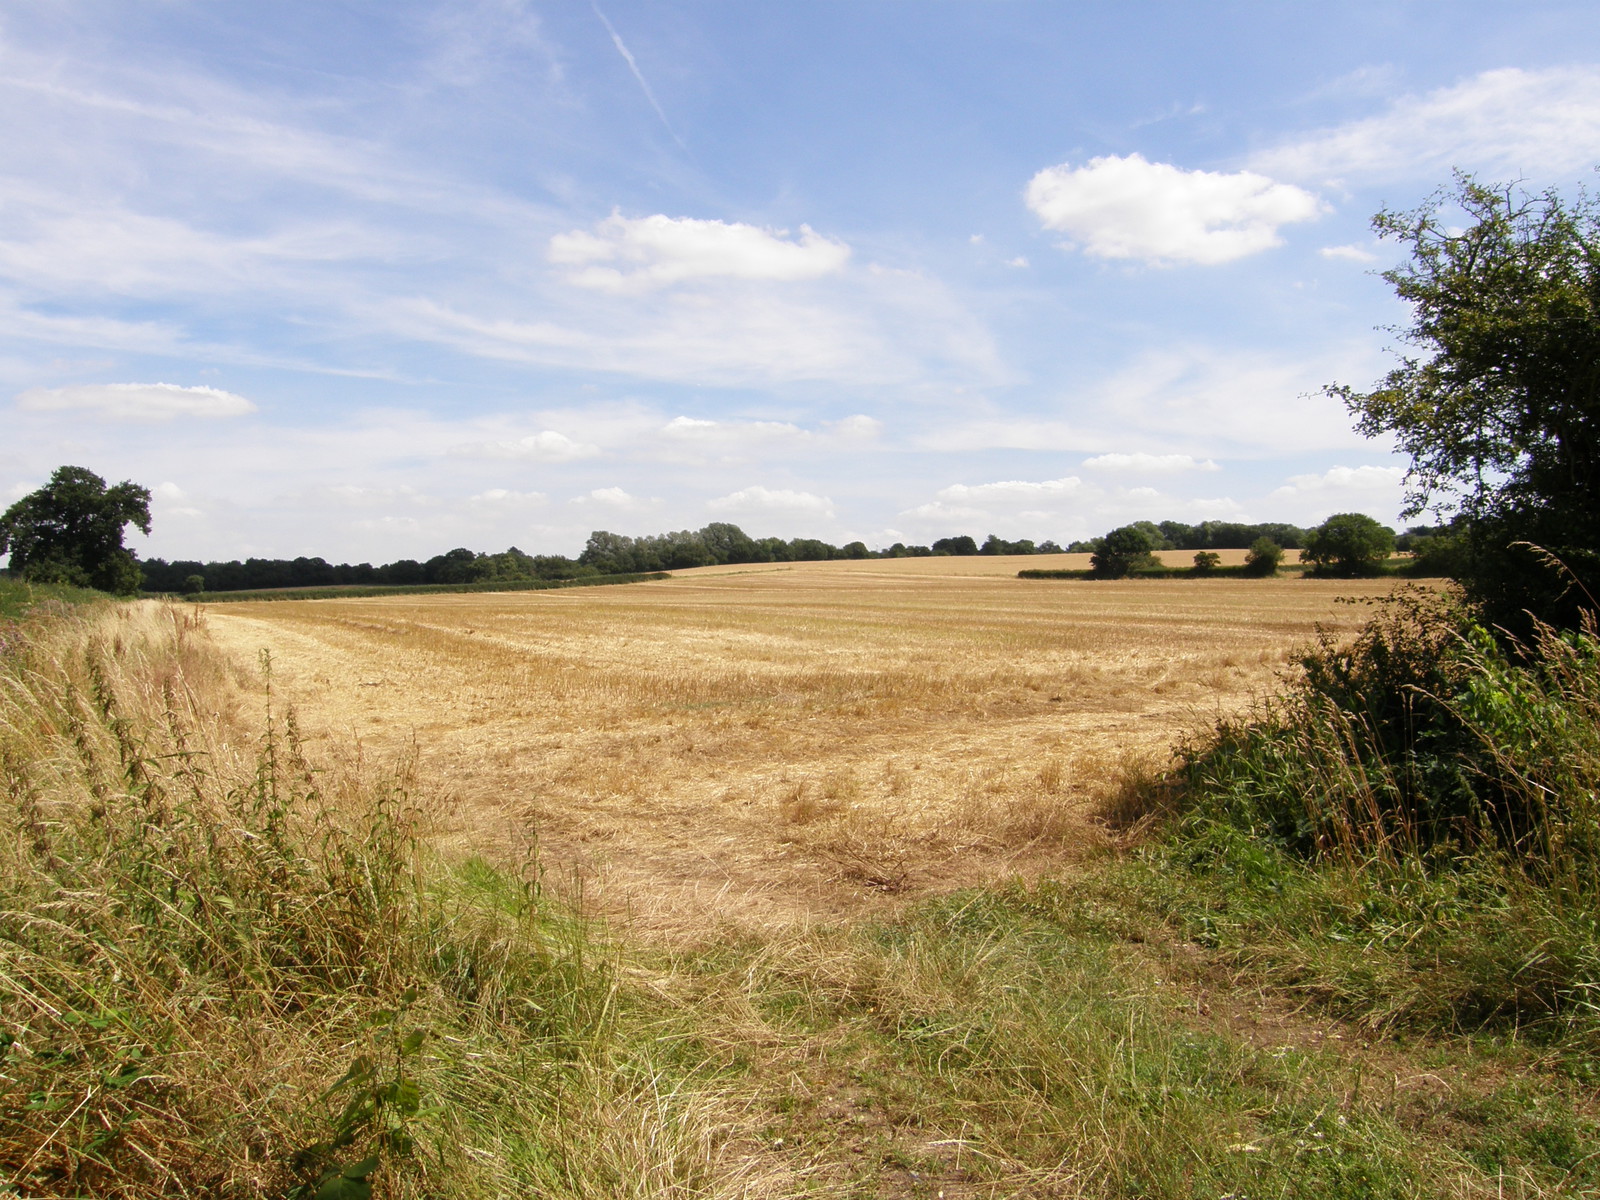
3,1,1599,564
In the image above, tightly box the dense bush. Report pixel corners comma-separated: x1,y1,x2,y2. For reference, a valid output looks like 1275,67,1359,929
1166,591,1600,1041
1242,537,1283,576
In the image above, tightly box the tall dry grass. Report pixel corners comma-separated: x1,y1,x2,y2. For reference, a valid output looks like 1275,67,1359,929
0,602,791,1198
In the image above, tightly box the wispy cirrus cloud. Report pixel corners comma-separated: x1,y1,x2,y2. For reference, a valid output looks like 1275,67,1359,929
1255,66,1600,185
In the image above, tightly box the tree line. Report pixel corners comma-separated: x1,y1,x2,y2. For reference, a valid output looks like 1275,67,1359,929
6,478,1399,597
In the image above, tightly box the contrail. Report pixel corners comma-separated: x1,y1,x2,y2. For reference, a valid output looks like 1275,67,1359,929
590,1,688,152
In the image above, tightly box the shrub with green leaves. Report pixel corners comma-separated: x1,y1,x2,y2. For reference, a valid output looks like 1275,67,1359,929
1168,591,1600,1042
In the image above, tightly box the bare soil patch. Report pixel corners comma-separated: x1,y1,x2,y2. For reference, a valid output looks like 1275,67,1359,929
202,556,1409,932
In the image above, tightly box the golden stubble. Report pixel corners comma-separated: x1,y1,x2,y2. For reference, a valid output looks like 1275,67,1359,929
201,555,1411,934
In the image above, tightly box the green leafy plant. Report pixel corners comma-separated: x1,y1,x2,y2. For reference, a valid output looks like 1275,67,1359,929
291,989,437,1200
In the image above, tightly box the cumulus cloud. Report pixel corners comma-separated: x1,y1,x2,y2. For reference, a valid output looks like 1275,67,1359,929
549,213,850,292
706,486,834,516
447,430,600,462
1024,153,1323,265
16,381,256,421
1256,66,1600,184
1082,452,1220,473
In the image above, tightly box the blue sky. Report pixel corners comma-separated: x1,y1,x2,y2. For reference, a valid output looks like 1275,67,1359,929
4,1,1599,563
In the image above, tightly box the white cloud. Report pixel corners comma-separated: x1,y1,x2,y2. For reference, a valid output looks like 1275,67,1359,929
912,417,1093,454
1025,153,1324,265
308,484,432,509
1320,244,1379,263
467,487,547,508
569,486,656,512
936,478,1085,504
151,480,202,518
706,486,834,516
1268,465,1407,522
1271,464,1405,497
15,381,255,421
549,213,850,292
661,415,805,445
1081,344,1383,456
1257,66,1600,185
825,414,882,440
447,430,600,461
1082,452,1220,473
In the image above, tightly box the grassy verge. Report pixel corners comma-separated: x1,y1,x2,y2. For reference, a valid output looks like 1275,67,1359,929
0,577,108,621
159,571,672,604
666,876,1598,1198
0,604,775,1197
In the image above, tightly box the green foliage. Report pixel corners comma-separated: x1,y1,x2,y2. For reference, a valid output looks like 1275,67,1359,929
1301,513,1396,576
1244,536,1284,576
0,465,150,595
1331,173,1600,632
1192,550,1222,575
1169,592,1600,1042
1090,524,1160,578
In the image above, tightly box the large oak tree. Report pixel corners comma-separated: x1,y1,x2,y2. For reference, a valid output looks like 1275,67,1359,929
0,466,151,595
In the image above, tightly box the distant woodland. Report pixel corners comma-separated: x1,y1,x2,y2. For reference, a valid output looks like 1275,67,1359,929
137,518,1332,594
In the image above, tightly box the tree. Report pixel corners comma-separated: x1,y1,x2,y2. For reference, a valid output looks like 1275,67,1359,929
1300,513,1396,576
931,535,979,556
1329,174,1600,628
0,466,151,594
1192,550,1221,575
1090,524,1159,578
1243,538,1283,577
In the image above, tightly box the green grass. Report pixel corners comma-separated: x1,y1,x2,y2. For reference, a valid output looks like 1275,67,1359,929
0,576,108,620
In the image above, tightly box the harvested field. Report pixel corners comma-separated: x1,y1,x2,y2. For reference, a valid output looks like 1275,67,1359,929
204,554,1411,932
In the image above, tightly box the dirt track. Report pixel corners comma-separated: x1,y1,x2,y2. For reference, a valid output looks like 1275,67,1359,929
203,556,1405,932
